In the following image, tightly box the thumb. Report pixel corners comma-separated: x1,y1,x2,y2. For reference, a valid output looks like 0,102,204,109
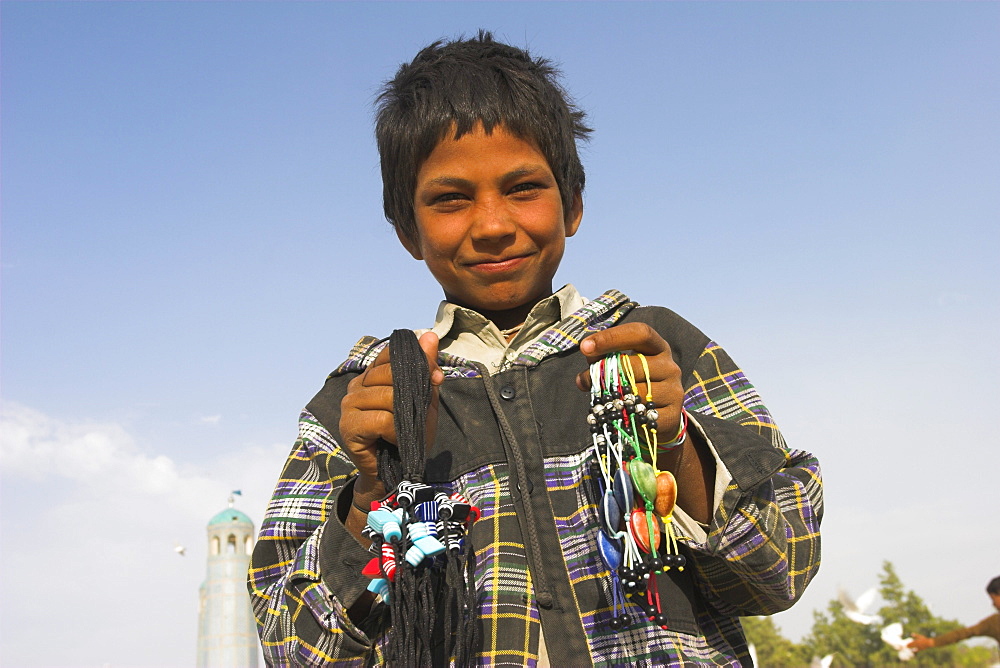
418,331,443,386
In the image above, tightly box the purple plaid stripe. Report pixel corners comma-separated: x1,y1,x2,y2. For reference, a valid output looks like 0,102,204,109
249,291,821,666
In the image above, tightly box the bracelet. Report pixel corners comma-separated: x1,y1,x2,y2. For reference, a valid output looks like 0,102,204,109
657,409,688,452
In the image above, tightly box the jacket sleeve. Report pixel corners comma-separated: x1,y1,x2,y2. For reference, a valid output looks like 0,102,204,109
247,406,387,667
931,614,1000,647
680,341,823,616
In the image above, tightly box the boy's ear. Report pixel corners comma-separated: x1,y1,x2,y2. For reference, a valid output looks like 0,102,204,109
564,190,584,237
396,226,424,260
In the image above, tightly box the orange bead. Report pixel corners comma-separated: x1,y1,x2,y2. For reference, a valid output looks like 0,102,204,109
654,471,677,517
629,508,661,553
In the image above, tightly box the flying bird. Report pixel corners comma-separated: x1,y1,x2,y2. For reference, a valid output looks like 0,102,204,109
838,586,881,625
174,543,186,557
810,654,834,668
881,622,915,661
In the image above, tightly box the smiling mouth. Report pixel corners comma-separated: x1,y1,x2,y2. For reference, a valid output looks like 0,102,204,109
467,255,531,272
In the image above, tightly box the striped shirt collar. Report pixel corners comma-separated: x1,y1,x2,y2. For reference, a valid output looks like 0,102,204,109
428,285,586,373
332,288,634,377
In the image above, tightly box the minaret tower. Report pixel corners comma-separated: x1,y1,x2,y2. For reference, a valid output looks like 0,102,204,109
197,492,259,667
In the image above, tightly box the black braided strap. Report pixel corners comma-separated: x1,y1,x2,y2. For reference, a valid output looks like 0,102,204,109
361,329,480,666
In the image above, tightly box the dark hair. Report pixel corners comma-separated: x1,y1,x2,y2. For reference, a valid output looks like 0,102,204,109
375,30,591,242
987,576,1000,596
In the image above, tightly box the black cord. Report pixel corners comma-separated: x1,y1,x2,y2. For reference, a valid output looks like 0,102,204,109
375,329,478,666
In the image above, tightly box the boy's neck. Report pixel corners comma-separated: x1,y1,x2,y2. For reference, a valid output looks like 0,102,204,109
477,304,533,332
452,298,541,333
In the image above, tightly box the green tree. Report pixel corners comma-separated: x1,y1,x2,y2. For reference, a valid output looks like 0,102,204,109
873,561,949,666
803,561,994,667
741,615,810,667
804,599,882,667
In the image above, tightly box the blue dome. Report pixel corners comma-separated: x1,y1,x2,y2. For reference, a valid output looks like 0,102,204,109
208,507,253,527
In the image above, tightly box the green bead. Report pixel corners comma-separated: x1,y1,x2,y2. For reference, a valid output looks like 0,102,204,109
629,460,658,503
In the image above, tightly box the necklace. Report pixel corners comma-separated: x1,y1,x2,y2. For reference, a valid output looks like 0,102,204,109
587,352,688,631
360,330,480,665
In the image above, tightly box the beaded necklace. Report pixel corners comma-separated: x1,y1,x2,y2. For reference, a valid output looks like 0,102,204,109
587,352,688,630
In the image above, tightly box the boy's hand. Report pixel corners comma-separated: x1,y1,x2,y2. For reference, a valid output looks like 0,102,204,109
575,323,684,439
576,322,714,523
909,634,934,651
340,332,444,508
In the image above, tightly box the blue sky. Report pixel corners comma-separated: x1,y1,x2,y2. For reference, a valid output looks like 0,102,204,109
2,3,998,665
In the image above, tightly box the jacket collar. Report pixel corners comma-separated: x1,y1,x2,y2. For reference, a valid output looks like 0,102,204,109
333,289,636,377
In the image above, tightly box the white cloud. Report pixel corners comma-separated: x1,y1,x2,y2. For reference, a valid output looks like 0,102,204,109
0,403,283,667
1,403,130,480
0,402,217,509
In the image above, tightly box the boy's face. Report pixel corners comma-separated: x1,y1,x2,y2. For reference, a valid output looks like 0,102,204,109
401,124,582,323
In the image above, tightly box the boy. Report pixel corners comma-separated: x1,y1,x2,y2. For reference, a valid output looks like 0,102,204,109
249,32,822,666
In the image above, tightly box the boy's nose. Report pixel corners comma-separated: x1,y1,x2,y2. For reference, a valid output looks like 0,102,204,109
470,199,516,242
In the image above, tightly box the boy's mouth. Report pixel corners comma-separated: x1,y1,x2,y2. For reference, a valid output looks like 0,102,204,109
466,254,531,273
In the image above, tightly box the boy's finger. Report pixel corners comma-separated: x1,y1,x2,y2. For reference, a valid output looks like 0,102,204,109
579,322,667,360
372,342,391,367
418,331,444,386
350,409,397,447
360,361,394,388
356,343,393,388
346,385,395,411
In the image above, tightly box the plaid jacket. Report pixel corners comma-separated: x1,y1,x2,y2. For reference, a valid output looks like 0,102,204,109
248,290,823,666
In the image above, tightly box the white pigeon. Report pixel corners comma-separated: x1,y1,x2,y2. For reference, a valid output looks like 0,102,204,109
810,655,834,668
838,586,881,625
174,543,186,557
880,622,915,661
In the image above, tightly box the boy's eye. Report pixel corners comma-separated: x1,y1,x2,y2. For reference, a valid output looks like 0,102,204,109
510,182,543,195
434,192,467,203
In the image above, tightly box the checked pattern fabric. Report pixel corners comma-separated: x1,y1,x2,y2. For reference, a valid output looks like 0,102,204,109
248,290,822,666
